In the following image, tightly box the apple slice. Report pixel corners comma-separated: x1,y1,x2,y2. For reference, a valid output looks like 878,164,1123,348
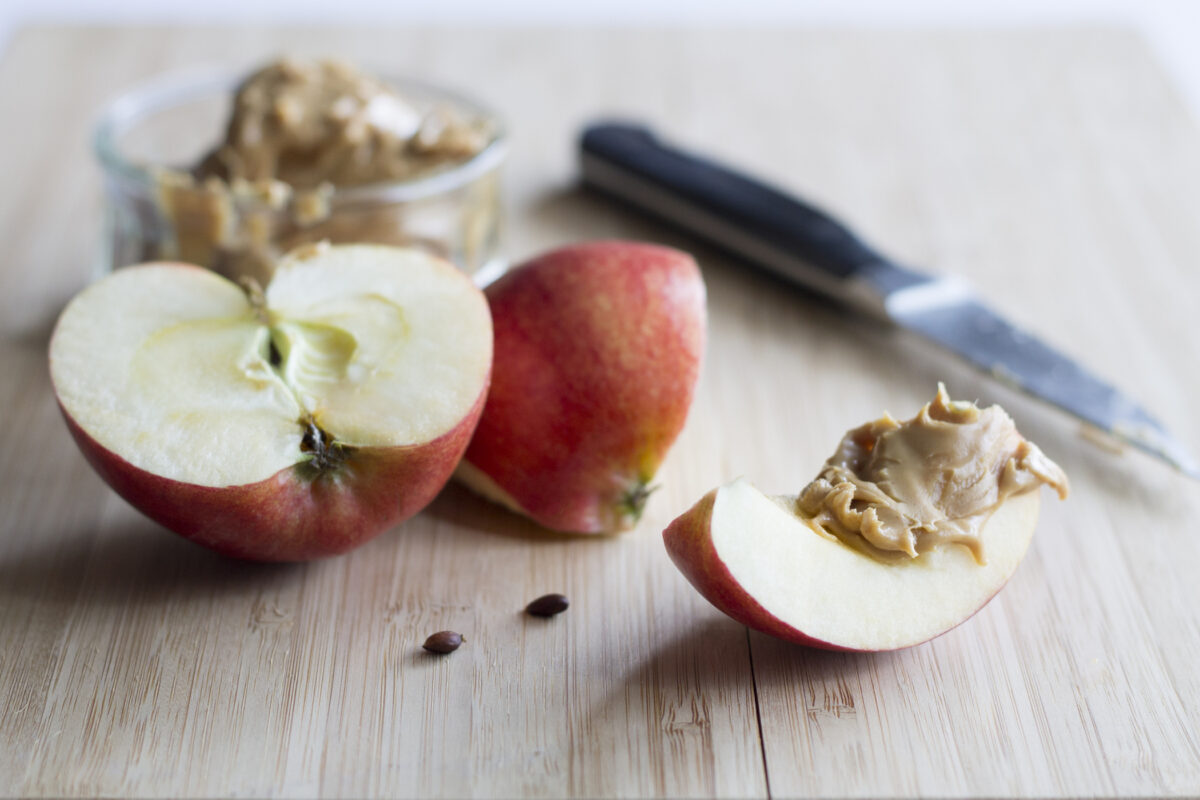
664,389,1068,651
665,479,1040,651
49,244,492,561
456,241,706,534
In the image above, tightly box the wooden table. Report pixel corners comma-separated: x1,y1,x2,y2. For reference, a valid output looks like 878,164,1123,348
2,25,1199,798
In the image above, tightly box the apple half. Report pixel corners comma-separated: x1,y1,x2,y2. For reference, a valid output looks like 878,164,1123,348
663,478,1041,651
49,244,492,561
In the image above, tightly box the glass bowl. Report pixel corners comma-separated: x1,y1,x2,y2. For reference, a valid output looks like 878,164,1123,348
94,66,507,285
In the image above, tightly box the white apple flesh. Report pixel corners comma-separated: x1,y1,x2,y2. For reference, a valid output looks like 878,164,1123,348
49,244,492,561
663,478,1041,651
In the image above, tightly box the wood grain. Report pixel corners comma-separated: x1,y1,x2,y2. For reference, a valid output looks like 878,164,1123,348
1,25,1198,798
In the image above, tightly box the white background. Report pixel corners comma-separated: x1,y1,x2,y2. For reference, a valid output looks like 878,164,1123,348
1,0,1199,120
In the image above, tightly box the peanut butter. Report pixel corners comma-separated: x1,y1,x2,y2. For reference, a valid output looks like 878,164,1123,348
149,58,497,284
797,385,1068,564
194,58,491,189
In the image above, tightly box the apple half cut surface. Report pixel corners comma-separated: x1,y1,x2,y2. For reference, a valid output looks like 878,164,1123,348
663,388,1068,651
49,244,492,561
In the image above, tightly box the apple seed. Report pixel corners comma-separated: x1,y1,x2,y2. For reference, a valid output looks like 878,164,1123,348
525,593,569,617
422,631,464,654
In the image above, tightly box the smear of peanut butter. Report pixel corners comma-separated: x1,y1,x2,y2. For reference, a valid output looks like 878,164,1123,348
797,385,1068,564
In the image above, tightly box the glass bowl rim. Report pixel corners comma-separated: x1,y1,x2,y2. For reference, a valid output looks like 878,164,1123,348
93,64,509,206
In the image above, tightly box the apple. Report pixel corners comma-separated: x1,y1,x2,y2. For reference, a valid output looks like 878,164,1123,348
456,241,706,533
48,244,492,561
663,479,1042,651
663,385,1071,651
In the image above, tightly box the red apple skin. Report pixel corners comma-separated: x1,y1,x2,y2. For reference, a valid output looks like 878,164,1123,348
662,490,1005,652
462,241,706,533
57,383,488,562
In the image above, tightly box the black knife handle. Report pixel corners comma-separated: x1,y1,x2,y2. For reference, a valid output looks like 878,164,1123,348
579,122,929,308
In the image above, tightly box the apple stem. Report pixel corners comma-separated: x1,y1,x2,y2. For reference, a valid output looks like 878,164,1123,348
239,276,271,325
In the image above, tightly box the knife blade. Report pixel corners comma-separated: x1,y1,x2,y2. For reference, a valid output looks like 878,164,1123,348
579,122,1199,479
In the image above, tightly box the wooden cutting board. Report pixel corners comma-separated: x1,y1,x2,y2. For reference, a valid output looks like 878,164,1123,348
2,25,1198,798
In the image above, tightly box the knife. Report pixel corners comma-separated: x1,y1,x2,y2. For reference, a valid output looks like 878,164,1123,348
579,122,1200,479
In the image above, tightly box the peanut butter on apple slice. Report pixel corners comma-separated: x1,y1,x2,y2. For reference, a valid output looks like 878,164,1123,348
663,387,1069,651
797,384,1069,565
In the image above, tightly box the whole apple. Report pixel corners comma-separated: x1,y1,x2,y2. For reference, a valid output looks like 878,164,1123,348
49,244,493,561
457,240,706,533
